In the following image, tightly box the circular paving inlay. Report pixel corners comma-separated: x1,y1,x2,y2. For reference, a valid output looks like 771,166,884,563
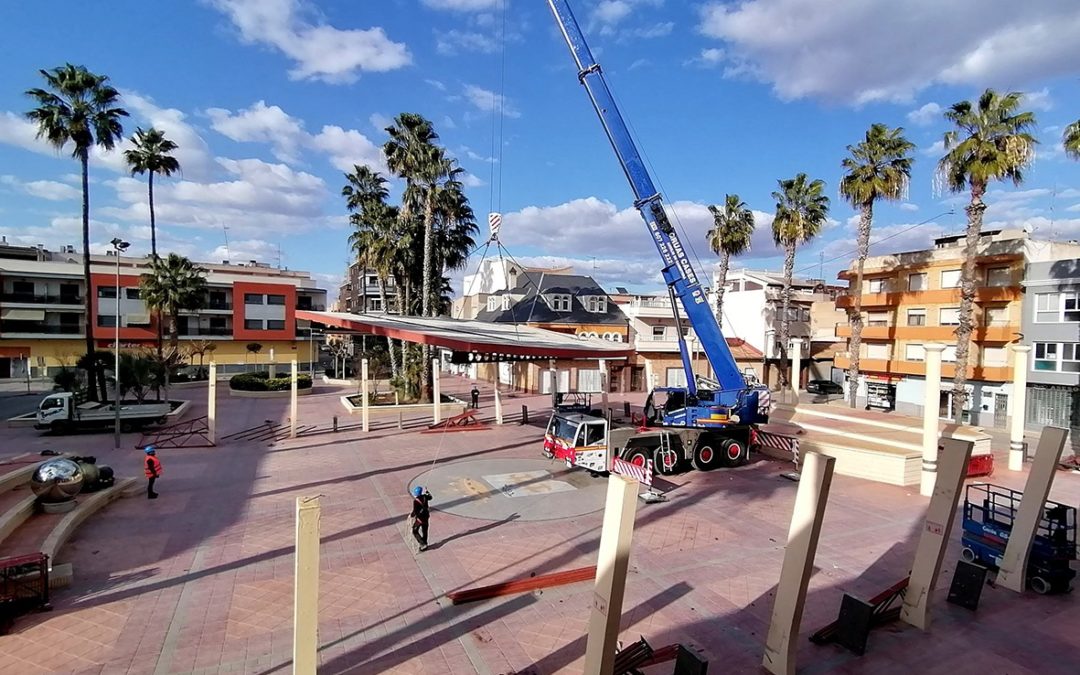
408,457,607,522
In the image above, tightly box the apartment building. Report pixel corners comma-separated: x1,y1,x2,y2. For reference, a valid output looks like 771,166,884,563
0,244,327,378
834,229,1080,427
453,258,575,320
336,261,399,314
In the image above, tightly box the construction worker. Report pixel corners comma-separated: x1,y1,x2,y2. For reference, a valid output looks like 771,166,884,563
408,486,432,551
470,384,480,409
144,446,162,499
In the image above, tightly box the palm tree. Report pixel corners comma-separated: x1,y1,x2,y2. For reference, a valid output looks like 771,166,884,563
1065,119,1080,161
140,254,208,348
25,63,128,401
706,194,755,322
938,89,1037,421
430,171,479,309
772,173,830,388
343,164,390,315
123,127,180,258
839,124,915,408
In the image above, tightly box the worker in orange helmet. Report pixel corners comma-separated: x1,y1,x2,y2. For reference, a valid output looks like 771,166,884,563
143,446,162,499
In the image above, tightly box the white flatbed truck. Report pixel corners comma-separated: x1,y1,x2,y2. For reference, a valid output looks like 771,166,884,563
35,392,171,434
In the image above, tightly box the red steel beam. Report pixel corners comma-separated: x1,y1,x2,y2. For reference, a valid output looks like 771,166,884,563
447,566,596,605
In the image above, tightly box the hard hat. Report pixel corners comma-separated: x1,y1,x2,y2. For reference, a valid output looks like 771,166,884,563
144,446,156,455
412,486,423,497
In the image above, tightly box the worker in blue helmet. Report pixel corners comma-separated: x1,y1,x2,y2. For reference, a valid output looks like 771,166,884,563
408,485,433,551
143,446,162,500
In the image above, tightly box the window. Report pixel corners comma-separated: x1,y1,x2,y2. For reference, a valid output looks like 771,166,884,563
97,286,117,299
942,345,957,362
743,281,763,291
244,319,263,330
267,294,286,306
501,295,511,311
1035,342,1080,372
867,312,888,327
1064,344,1080,372
244,293,264,305
1066,293,1080,322
983,346,1007,366
866,343,889,359
652,326,666,340
548,294,571,311
801,307,811,322
941,269,961,288
907,308,926,326
939,307,960,325
266,319,285,330
905,344,925,361
96,314,117,327
125,288,140,300
585,296,607,313
908,273,927,291
984,306,1008,326
487,296,498,312
12,281,34,295
209,317,227,330
986,267,1011,287
368,297,383,312
1034,292,1080,322
868,278,886,293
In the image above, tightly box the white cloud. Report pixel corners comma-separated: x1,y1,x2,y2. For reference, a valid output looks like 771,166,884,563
421,0,502,10
921,139,945,158
121,92,218,180
0,175,81,201
1024,88,1053,111
207,0,411,83
685,48,725,68
308,125,385,173
0,112,54,156
899,202,919,212
460,172,485,188
436,29,498,55
463,85,521,119
425,79,447,91
369,113,391,132
698,0,1080,104
906,102,942,126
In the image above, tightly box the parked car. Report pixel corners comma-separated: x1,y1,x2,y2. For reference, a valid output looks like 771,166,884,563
807,379,843,395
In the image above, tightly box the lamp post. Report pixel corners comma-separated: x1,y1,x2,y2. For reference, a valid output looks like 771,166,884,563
110,238,130,450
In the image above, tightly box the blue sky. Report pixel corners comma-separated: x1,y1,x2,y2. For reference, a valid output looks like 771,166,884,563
1,0,1079,298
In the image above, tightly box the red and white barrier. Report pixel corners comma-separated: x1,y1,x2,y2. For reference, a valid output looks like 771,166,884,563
612,456,654,487
755,430,800,468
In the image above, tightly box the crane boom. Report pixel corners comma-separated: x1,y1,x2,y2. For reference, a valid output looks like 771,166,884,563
546,0,746,402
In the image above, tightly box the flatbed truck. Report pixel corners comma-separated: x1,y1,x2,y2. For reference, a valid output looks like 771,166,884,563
35,392,171,434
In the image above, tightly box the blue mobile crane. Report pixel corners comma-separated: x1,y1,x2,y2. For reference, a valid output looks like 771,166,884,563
541,1,765,474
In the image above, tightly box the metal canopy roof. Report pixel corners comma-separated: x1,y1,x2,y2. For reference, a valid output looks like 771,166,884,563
297,311,634,361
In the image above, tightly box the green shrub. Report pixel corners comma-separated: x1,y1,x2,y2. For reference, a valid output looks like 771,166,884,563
250,371,270,380
230,373,312,391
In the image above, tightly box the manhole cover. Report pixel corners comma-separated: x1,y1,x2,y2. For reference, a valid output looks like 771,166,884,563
408,458,607,521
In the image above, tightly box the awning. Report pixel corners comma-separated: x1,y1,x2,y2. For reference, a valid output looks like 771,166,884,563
126,314,151,325
1,309,45,321
297,310,634,361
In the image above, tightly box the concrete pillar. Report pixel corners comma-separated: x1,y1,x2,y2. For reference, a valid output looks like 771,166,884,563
583,474,640,675
549,359,558,407
269,348,277,379
997,426,1069,592
765,329,776,359
207,361,217,445
293,495,320,675
763,451,835,675
432,358,441,424
599,359,609,410
289,359,298,439
1008,345,1031,471
920,344,946,497
494,386,504,425
789,338,803,396
643,358,654,391
901,437,974,630
361,358,370,432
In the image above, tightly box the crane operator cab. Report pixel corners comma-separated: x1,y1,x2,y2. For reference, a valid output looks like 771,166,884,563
643,386,760,428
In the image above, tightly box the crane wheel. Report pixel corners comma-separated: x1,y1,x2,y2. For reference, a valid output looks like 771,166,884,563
625,448,651,468
692,443,720,471
720,438,748,467
1030,576,1051,595
654,448,680,475
960,547,976,563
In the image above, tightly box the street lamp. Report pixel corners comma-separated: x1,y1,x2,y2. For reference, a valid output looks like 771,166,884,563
111,237,130,450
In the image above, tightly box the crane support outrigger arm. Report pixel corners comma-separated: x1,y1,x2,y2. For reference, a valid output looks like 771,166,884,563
546,0,745,402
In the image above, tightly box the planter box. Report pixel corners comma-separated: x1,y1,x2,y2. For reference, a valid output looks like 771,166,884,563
340,394,466,417
230,388,315,398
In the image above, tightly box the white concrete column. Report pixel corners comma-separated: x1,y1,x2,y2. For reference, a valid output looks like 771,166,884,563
269,348,277,379
583,474,639,675
643,358,654,391
549,359,558,406
997,426,1069,592
432,358,441,424
494,386,504,425
901,437,974,630
920,344,946,497
207,361,217,445
361,358,370,432
289,359,298,439
763,451,835,675
1008,345,1031,471
599,359,609,410
293,495,320,675
765,329,776,359
789,338,803,395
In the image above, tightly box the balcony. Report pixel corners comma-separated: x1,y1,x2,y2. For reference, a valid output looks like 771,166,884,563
834,355,1011,381
1,292,84,306
0,322,82,336
835,286,1022,309
835,323,1018,342
296,302,326,312
206,300,233,311
179,326,232,337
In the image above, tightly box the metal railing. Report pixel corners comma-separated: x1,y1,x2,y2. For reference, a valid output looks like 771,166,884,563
0,322,82,334
0,292,83,305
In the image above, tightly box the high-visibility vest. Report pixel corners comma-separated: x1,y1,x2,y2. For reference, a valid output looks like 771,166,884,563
145,455,162,478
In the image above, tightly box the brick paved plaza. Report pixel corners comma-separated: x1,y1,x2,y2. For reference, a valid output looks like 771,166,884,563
0,376,1077,674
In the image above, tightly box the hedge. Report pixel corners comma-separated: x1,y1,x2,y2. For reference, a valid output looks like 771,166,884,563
230,373,313,391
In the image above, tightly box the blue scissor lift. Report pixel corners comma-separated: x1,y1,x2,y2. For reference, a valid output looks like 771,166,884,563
961,483,1077,594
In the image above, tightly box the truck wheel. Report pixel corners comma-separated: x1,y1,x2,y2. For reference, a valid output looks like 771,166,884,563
1030,576,1051,595
961,547,976,563
692,443,721,471
625,448,651,468
720,438,748,467
653,448,680,475
50,421,68,434
120,421,134,433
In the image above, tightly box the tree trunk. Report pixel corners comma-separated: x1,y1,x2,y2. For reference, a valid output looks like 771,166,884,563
847,200,873,408
378,276,399,380
150,173,165,359
359,257,367,313
80,152,98,401
778,241,796,388
951,182,985,422
715,251,730,324
420,194,436,403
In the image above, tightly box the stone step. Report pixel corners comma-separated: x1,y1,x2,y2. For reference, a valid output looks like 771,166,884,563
786,415,923,453
797,430,922,487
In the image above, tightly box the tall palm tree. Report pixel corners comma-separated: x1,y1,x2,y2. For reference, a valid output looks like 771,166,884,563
772,173,830,388
430,169,478,309
706,194,755,322
839,124,915,408
939,89,1037,421
1065,119,1080,161
343,164,390,315
25,63,128,401
123,127,180,258
140,254,208,348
